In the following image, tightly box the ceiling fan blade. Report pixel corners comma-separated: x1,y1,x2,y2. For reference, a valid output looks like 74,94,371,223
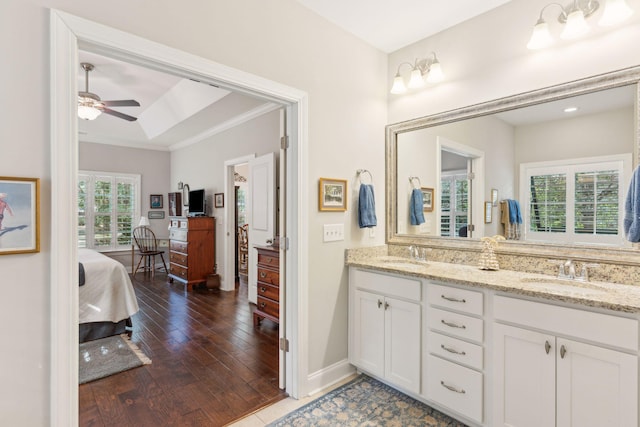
102,99,140,107
100,107,138,122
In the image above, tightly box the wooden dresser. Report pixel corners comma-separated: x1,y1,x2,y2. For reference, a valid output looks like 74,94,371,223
254,245,280,326
168,216,215,291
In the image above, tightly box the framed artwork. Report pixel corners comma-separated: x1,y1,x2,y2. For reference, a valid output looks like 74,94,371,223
0,177,40,255
421,187,434,212
491,188,499,206
485,201,493,223
319,178,347,211
150,194,163,209
148,211,165,219
215,193,224,208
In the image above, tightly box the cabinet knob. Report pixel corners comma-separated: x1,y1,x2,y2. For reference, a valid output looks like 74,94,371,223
384,301,390,310
377,299,383,309
560,344,567,359
441,319,466,329
441,295,466,303
266,257,273,263
260,302,266,308
545,340,551,354
440,381,466,394
260,287,266,293
260,272,267,279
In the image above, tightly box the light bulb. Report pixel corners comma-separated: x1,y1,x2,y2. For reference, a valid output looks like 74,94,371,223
561,9,590,39
77,105,102,120
426,61,444,83
408,68,424,89
390,73,407,94
599,0,634,26
527,19,555,49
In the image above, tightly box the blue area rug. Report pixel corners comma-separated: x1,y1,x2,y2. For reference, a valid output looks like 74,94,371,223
268,374,467,426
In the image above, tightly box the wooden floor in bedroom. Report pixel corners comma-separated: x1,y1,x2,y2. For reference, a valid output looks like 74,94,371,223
79,273,285,426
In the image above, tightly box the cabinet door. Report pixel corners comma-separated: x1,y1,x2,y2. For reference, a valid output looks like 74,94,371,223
352,289,385,378
556,338,638,427
385,297,421,393
493,323,555,427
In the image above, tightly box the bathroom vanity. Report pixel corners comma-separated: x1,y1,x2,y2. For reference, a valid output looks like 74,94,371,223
347,251,640,427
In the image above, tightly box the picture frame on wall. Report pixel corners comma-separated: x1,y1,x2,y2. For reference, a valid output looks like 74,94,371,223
150,194,163,209
0,176,40,255
319,178,347,211
491,188,499,206
148,211,165,220
215,193,224,208
485,201,493,223
421,187,434,212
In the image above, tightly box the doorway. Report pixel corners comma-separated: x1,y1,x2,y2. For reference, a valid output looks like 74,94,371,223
51,10,308,426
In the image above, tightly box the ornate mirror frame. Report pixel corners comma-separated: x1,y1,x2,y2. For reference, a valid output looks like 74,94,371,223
386,66,640,265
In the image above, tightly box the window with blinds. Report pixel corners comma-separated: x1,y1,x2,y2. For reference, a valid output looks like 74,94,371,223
440,172,469,237
522,156,627,245
79,171,141,251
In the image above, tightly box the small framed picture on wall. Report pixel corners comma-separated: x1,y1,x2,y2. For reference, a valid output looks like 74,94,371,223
150,194,163,209
214,193,224,208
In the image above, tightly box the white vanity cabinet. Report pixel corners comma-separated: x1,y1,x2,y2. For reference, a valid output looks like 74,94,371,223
493,295,639,427
424,283,485,424
349,268,422,393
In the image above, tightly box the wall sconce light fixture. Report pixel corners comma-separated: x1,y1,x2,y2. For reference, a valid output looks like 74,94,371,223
527,0,634,50
390,52,444,94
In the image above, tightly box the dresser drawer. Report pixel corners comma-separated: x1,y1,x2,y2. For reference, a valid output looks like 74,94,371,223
428,307,483,343
427,331,483,370
258,282,279,302
426,355,483,423
257,296,279,319
258,267,279,286
170,263,188,280
169,229,188,242
170,251,188,266
170,240,188,253
258,252,279,268
428,283,483,316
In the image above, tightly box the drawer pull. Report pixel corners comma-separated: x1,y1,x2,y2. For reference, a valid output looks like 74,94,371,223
441,319,466,329
441,344,466,356
260,272,267,279
441,295,466,303
560,344,567,359
377,299,383,309
440,381,466,394
260,302,266,308
260,287,266,293
545,340,551,354
384,301,390,310
266,257,273,263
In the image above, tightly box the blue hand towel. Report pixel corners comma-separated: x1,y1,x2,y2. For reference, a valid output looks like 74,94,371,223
410,188,425,226
358,184,377,228
507,199,522,224
624,166,640,242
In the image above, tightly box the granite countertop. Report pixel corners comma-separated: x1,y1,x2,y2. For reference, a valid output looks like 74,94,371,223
347,255,640,314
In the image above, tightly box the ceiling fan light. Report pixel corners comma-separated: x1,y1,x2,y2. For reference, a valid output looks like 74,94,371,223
390,73,407,94
78,104,102,120
561,9,590,39
426,61,444,83
599,0,634,26
527,19,555,49
408,68,424,89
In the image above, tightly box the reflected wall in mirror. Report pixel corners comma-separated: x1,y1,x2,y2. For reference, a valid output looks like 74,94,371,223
387,66,640,250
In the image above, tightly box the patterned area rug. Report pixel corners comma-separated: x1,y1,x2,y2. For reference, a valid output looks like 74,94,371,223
79,334,151,384
268,374,467,426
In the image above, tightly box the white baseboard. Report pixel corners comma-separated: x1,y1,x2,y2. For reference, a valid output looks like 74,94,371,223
305,359,356,396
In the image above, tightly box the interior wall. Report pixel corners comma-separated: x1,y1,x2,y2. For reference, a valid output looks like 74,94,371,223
170,109,281,282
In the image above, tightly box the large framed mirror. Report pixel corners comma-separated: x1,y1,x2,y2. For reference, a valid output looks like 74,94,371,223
386,66,640,263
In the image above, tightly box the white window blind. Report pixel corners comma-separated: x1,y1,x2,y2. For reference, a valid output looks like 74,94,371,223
79,171,141,251
440,172,469,237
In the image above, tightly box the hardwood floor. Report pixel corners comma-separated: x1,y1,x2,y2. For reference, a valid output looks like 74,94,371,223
79,272,286,426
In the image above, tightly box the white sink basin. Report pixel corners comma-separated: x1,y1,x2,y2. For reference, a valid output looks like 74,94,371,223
378,258,429,270
519,277,608,296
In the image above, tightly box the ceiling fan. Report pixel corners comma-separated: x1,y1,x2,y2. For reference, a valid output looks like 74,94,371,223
78,62,140,121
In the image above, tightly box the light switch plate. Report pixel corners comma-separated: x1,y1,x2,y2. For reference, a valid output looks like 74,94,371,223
323,223,344,242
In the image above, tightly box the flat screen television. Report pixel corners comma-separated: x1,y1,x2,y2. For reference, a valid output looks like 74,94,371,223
188,188,206,216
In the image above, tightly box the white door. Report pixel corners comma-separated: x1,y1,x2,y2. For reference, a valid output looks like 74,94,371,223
385,297,421,393
556,338,638,427
247,152,276,304
351,289,385,378
493,323,556,427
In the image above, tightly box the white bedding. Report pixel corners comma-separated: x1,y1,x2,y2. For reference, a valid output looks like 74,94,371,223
78,248,139,324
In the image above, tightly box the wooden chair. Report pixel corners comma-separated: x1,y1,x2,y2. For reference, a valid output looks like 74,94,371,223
238,224,249,277
133,226,168,278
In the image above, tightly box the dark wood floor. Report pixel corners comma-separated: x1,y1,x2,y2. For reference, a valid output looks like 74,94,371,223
79,273,286,426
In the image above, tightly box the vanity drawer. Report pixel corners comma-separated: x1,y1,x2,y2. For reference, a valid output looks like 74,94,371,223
428,307,483,343
257,296,279,318
170,251,187,266
428,283,483,316
428,331,483,370
351,268,421,302
170,263,188,280
258,252,279,268
494,295,639,351
258,282,279,302
426,355,483,424
258,267,279,286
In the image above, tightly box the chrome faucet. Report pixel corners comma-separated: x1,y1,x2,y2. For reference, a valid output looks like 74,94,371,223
564,259,576,279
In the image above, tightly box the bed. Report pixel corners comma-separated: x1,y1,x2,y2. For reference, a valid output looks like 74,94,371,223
78,248,139,343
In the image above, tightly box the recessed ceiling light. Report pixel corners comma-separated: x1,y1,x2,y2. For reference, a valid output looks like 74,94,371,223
564,106,579,113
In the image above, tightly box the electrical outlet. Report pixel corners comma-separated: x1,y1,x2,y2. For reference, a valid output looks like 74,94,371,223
323,223,344,242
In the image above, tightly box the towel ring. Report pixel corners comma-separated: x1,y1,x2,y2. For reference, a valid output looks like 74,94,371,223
409,176,421,189
357,169,373,185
